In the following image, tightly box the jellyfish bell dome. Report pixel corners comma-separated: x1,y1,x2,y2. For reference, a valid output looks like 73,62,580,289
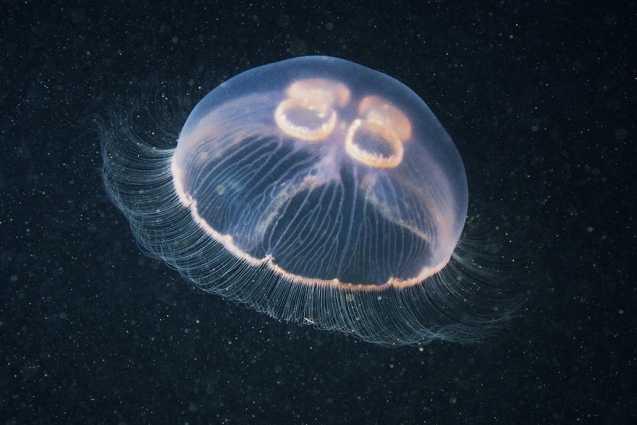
101,56,518,345
171,56,467,288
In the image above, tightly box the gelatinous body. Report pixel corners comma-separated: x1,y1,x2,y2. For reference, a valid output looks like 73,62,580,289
102,56,516,345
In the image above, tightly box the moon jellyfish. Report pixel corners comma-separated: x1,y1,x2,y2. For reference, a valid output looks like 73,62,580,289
101,56,520,345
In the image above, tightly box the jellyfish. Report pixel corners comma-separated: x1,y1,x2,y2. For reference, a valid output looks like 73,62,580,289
101,56,520,346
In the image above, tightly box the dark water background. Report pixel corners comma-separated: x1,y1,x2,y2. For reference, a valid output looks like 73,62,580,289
2,1,635,423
